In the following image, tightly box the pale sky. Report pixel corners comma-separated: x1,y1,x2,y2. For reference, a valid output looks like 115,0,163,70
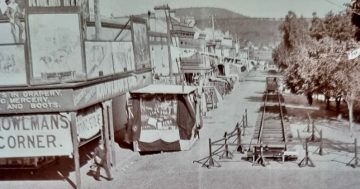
101,0,350,18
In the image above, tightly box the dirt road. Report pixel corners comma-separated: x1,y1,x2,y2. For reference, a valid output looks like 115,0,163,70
1,71,360,189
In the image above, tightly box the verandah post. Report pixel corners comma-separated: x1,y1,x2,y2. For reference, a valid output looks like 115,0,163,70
70,112,81,189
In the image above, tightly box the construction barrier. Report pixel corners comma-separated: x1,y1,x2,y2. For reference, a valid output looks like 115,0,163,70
194,109,360,169
193,109,248,168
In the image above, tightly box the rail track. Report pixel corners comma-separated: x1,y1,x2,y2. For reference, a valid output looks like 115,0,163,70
253,90,288,145
249,77,295,164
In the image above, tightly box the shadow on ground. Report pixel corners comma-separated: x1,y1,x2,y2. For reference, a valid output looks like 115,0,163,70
0,139,99,188
0,130,136,187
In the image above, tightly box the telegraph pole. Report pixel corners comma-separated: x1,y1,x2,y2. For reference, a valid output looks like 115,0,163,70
80,0,89,39
94,0,101,40
212,15,215,41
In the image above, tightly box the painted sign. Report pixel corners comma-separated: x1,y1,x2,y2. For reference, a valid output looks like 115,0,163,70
0,0,26,19
138,95,180,143
73,72,152,108
28,0,79,7
76,105,102,140
0,72,151,114
209,81,226,96
348,47,360,60
73,77,128,108
140,95,178,130
0,45,26,85
85,41,114,78
151,44,169,75
0,0,26,43
85,41,136,78
0,89,73,114
203,86,218,104
0,114,73,158
112,42,135,73
29,14,84,82
132,22,151,70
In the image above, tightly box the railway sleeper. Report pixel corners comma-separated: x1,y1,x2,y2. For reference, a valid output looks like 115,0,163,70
247,145,298,163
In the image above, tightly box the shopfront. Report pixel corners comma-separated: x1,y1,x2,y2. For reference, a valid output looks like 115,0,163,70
129,84,200,152
0,1,153,189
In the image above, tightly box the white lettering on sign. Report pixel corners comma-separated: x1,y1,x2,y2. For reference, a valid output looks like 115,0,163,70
348,48,360,60
96,78,128,99
0,114,73,158
0,90,62,111
73,88,96,107
29,0,79,7
76,106,102,140
73,73,152,107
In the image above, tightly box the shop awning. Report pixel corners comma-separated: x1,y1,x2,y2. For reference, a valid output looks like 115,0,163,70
209,77,228,83
131,84,197,94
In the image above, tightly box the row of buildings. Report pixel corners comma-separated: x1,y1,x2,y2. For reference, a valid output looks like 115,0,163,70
0,1,273,188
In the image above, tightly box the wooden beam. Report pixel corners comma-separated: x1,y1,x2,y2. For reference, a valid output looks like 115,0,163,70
87,21,132,29
70,112,81,189
102,102,111,172
107,101,116,167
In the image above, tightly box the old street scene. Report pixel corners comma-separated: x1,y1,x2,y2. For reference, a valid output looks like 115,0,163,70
1,0,360,189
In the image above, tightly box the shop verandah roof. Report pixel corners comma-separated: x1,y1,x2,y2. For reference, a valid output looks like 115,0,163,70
131,84,197,95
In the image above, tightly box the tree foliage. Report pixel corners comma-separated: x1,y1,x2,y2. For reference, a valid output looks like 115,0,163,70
273,6,360,131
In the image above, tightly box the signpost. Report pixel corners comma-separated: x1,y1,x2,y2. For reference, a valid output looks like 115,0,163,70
348,47,360,60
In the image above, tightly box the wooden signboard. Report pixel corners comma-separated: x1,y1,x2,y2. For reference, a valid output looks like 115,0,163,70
0,44,27,86
131,17,151,71
28,13,85,83
0,113,73,158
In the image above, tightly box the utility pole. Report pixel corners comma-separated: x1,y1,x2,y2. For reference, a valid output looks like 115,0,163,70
211,15,216,54
164,5,173,82
94,0,101,40
80,0,89,39
212,15,215,41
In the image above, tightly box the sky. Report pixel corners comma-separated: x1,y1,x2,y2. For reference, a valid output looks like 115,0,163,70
101,0,351,18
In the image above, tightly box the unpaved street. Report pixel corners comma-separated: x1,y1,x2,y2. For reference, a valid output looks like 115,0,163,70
1,72,360,189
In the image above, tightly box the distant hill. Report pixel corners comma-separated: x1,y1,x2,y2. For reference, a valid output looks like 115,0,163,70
174,7,248,20
174,7,282,46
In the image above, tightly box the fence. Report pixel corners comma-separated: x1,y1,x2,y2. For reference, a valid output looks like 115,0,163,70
297,113,360,168
193,110,360,168
193,109,248,168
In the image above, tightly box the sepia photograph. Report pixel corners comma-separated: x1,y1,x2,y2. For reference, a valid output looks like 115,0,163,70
1,0,360,189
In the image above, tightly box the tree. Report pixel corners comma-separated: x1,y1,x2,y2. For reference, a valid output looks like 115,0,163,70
351,0,360,39
279,11,311,50
274,7,360,132
309,12,326,40
334,58,360,131
310,11,359,129
274,12,319,104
